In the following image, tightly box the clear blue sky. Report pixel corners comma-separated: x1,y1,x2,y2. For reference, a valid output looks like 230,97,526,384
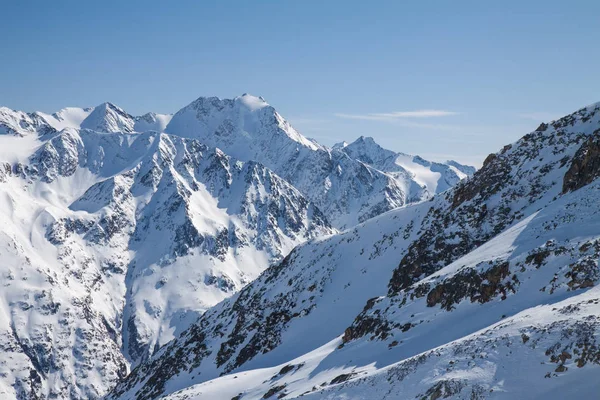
2,0,599,166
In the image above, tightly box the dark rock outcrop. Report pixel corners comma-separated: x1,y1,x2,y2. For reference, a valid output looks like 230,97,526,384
562,131,600,193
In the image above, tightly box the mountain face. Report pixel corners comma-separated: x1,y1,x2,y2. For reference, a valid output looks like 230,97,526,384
165,94,475,228
339,136,476,199
0,94,471,399
110,102,600,400
0,107,56,136
0,116,330,398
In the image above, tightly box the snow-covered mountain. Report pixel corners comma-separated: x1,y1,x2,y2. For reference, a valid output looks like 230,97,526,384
2,95,473,229
0,107,56,136
0,94,473,399
164,94,475,228
110,102,600,400
339,135,476,199
0,119,332,399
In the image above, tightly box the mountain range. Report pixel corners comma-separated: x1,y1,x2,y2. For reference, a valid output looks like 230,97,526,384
107,101,600,400
0,94,474,399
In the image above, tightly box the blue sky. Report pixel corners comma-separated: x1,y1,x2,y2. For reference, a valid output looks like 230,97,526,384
2,0,599,166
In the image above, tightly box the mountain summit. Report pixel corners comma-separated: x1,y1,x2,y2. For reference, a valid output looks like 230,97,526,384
164,94,475,228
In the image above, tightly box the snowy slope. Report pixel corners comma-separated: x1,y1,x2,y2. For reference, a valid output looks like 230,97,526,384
37,107,94,131
110,102,600,400
163,288,600,400
0,126,333,399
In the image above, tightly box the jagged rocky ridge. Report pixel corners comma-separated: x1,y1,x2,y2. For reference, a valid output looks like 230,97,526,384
110,102,600,399
0,128,332,399
164,94,474,228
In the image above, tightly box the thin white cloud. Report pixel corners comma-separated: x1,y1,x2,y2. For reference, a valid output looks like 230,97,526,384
373,110,459,118
390,120,458,130
334,109,458,121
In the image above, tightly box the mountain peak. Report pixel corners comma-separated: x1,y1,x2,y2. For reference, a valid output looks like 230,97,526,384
95,101,123,112
80,102,135,133
332,141,348,150
166,94,319,158
344,135,397,162
234,93,269,111
356,135,375,143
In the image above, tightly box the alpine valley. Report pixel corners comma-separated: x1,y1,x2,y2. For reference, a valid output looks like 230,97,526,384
0,94,474,399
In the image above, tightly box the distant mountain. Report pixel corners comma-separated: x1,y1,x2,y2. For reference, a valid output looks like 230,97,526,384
134,112,173,133
1,95,472,228
110,102,600,400
0,106,55,136
340,135,476,200
164,94,475,228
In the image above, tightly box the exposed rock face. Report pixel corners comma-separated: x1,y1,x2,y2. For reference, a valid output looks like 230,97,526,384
562,130,600,193
424,260,514,311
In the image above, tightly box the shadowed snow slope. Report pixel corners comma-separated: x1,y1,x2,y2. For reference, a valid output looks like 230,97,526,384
109,102,600,400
